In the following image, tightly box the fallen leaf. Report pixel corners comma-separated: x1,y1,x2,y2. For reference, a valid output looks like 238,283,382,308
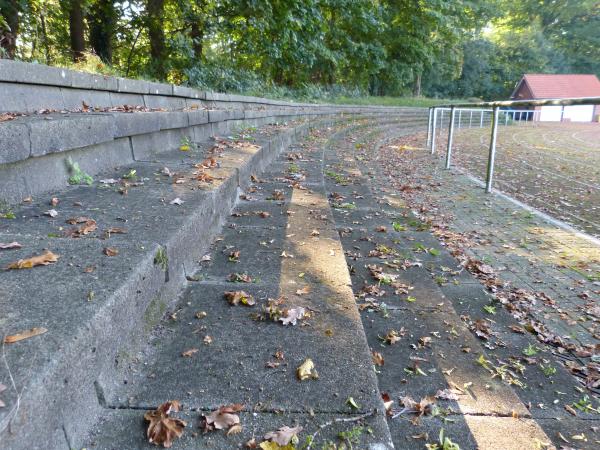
5,250,59,270
170,198,184,205
435,388,461,401
66,216,91,224
103,247,119,256
310,229,320,236
64,219,97,237
227,424,242,436
259,211,271,218
346,397,360,410
202,404,244,432
279,307,307,326
263,425,302,446
229,273,253,283
182,348,199,357
295,286,311,296
4,327,48,344
44,209,58,218
144,401,186,448
203,335,213,345
297,358,318,380
0,242,21,250
224,290,255,306
372,350,384,366
376,225,387,232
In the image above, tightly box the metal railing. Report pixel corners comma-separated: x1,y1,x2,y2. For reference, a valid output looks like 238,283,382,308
426,97,600,193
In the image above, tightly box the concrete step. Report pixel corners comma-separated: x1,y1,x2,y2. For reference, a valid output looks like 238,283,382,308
0,117,368,449
0,109,426,203
322,121,600,449
81,121,396,449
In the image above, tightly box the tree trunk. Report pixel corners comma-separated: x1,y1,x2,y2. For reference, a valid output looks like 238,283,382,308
413,73,422,97
147,0,166,79
190,21,203,59
89,0,117,63
66,0,86,62
0,1,21,58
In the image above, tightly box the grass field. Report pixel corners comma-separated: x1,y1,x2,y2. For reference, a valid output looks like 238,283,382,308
436,122,600,237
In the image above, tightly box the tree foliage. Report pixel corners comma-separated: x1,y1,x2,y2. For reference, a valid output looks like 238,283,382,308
0,0,597,100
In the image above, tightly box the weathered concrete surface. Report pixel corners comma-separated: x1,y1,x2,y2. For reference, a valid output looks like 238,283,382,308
81,122,395,450
0,118,348,450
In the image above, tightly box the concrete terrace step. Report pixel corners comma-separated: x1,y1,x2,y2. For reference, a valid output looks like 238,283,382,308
0,108,425,203
81,120,394,450
321,122,600,449
0,117,364,449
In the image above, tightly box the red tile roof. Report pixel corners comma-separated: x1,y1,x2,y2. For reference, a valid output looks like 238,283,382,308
514,74,600,99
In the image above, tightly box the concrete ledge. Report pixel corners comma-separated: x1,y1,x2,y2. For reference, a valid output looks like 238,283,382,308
29,114,116,157
113,112,161,138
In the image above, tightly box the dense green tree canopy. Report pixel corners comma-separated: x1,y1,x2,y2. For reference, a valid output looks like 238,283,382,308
0,0,598,100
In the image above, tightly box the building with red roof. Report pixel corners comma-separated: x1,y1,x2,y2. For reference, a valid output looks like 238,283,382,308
511,74,600,122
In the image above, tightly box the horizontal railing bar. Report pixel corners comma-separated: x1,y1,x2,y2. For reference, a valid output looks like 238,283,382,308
434,96,600,109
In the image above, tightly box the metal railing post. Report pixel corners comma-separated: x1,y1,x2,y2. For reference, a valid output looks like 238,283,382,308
458,109,462,129
445,106,456,169
426,107,433,148
430,108,438,154
480,110,484,128
485,106,500,193
469,111,473,128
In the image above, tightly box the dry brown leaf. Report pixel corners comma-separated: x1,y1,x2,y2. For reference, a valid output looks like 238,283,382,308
268,190,285,201
372,350,384,366
383,330,402,345
376,225,387,232
103,247,119,257
64,219,97,237
295,286,311,296
296,358,318,381
203,335,213,345
5,250,59,270
182,348,199,357
259,211,271,218
0,242,21,250
144,401,187,448
66,216,92,224
263,425,302,446
227,424,242,436
224,290,255,306
50,197,59,206
202,404,244,432
4,327,48,344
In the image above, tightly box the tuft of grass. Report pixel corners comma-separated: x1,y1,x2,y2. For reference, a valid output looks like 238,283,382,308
66,157,93,185
154,247,169,271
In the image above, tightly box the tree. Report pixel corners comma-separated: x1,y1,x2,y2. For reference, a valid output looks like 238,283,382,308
62,0,86,61
146,0,167,79
0,0,27,58
88,0,119,63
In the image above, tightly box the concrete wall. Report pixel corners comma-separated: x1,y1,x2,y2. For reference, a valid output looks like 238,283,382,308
0,60,427,204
